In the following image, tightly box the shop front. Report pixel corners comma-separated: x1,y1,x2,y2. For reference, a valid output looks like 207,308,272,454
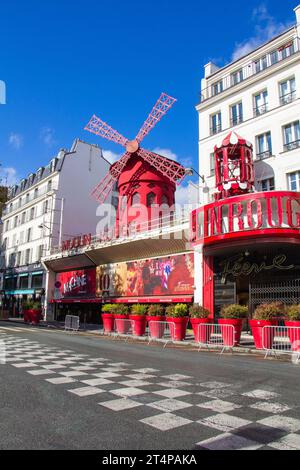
191,190,300,317
2,264,45,317
51,253,195,323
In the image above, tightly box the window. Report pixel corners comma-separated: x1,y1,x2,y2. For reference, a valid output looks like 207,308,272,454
16,251,21,266
230,102,243,126
47,180,52,192
161,195,169,205
280,78,296,105
26,228,32,243
283,121,300,151
21,212,26,224
270,50,279,65
254,55,267,73
20,231,24,244
146,192,156,207
281,42,294,59
32,273,43,289
43,200,49,214
25,249,31,265
261,177,275,192
212,80,223,96
34,188,39,199
231,69,243,86
209,153,215,176
29,207,35,221
26,193,30,203
9,253,16,267
12,234,17,247
256,132,272,159
37,245,44,260
14,216,18,228
210,112,222,135
288,172,300,191
19,275,29,289
254,90,268,116
131,192,140,205
5,220,9,232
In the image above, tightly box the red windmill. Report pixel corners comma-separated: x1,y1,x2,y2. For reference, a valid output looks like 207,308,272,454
85,93,187,236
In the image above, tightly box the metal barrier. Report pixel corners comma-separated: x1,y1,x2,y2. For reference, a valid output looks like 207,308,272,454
64,315,80,333
262,326,300,363
148,321,175,348
112,319,134,342
197,323,235,354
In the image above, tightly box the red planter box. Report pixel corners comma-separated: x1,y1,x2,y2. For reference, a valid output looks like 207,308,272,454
166,317,189,341
285,321,300,352
147,316,166,339
250,319,278,350
129,315,147,336
24,309,42,325
101,313,115,333
190,318,212,343
219,318,243,347
114,314,130,334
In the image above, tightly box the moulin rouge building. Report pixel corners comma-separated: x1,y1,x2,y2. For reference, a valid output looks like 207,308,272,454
42,124,300,323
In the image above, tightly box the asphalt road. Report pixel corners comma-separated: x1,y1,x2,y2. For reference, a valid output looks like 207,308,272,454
0,322,299,450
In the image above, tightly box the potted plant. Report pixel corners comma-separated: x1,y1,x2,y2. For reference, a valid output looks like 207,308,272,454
166,303,189,341
129,304,148,336
219,304,248,347
285,305,300,352
101,304,116,333
189,304,212,343
147,304,166,339
113,304,130,334
250,302,283,350
23,300,42,325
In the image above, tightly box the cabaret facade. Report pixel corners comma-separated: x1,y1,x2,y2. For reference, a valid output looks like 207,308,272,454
191,132,300,316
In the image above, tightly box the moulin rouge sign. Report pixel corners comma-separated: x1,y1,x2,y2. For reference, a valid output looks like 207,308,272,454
61,234,92,252
191,191,300,245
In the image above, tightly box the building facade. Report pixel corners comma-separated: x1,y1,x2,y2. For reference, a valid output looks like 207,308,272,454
1,139,110,318
197,5,300,203
193,5,300,316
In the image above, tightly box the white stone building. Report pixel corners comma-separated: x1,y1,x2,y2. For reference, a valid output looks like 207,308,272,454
197,5,300,203
1,139,110,318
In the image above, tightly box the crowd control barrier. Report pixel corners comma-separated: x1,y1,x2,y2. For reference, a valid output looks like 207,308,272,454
197,323,235,354
64,315,80,333
262,326,300,363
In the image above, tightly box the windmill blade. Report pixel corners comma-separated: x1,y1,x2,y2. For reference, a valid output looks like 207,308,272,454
91,172,117,204
91,152,132,203
136,93,177,144
138,148,186,185
85,115,128,147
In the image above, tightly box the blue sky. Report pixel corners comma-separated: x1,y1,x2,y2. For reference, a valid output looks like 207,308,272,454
0,0,296,192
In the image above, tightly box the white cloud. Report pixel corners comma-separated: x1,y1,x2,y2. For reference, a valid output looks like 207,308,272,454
40,127,56,147
232,4,293,61
0,167,18,186
102,149,122,164
152,147,178,161
9,133,23,150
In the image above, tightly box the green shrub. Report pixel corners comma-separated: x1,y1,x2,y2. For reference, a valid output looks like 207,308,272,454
102,304,116,314
220,304,248,319
253,302,284,321
130,304,148,316
166,303,188,318
114,304,129,316
147,304,165,317
23,300,41,310
286,305,300,321
189,304,210,319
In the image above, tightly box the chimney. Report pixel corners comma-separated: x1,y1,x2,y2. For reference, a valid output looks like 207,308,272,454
204,62,219,78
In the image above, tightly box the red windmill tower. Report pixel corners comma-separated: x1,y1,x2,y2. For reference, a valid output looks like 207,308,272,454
85,93,186,236
214,131,255,201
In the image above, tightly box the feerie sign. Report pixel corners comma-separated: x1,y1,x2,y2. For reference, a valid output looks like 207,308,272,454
56,268,96,298
191,191,300,245
61,234,92,251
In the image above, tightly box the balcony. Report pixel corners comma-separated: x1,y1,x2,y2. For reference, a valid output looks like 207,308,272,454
2,185,57,216
210,124,222,136
256,150,273,160
230,116,243,127
283,140,300,152
280,91,296,106
254,104,268,117
200,37,300,103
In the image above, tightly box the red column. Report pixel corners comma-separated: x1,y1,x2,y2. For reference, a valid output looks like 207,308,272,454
203,254,214,318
